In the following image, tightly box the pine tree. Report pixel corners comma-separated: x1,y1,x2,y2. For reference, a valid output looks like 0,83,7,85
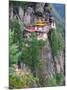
48,28,64,79
9,30,21,65
9,18,24,66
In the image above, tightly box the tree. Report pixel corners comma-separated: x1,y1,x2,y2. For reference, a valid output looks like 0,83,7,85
10,18,23,51
48,28,64,81
48,28,64,56
9,30,21,65
21,33,45,76
9,18,24,66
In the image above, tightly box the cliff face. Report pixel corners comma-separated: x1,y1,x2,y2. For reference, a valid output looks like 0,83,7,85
9,1,65,86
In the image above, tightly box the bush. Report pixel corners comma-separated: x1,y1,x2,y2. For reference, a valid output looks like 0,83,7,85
48,73,64,87
56,73,64,85
9,18,24,65
9,71,39,89
9,43,21,65
48,76,57,87
48,29,64,55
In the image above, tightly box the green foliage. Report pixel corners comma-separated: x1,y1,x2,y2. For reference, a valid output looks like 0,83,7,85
48,29,64,55
10,18,23,50
9,17,46,76
22,34,39,75
55,73,64,85
48,76,57,86
48,73,64,86
37,60,48,87
9,30,15,64
9,17,45,76
9,18,23,65
9,71,39,89
21,33,46,76
9,43,21,65
21,46,31,66
37,40,46,49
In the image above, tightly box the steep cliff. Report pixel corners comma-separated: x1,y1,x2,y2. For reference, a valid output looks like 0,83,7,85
9,1,65,88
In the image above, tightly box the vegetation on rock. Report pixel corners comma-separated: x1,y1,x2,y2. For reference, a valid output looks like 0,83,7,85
9,1,65,88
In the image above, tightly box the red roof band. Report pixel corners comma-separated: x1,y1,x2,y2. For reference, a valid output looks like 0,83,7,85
25,28,36,32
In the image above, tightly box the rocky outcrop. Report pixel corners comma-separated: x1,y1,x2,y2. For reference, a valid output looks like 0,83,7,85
36,3,45,13
40,40,55,77
19,6,24,21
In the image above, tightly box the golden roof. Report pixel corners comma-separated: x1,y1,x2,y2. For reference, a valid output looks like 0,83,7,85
33,21,47,26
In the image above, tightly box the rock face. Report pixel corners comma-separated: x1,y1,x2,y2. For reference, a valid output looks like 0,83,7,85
37,39,65,86
41,40,55,77
9,6,13,20
19,6,24,21
36,3,45,13
37,40,55,86
23,7,34,26
26,7,34,15
54,50,65,74
24,12,31,26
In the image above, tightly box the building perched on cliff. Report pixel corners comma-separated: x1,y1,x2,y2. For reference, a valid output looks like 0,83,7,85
24,10,56,40
9,2,56,41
